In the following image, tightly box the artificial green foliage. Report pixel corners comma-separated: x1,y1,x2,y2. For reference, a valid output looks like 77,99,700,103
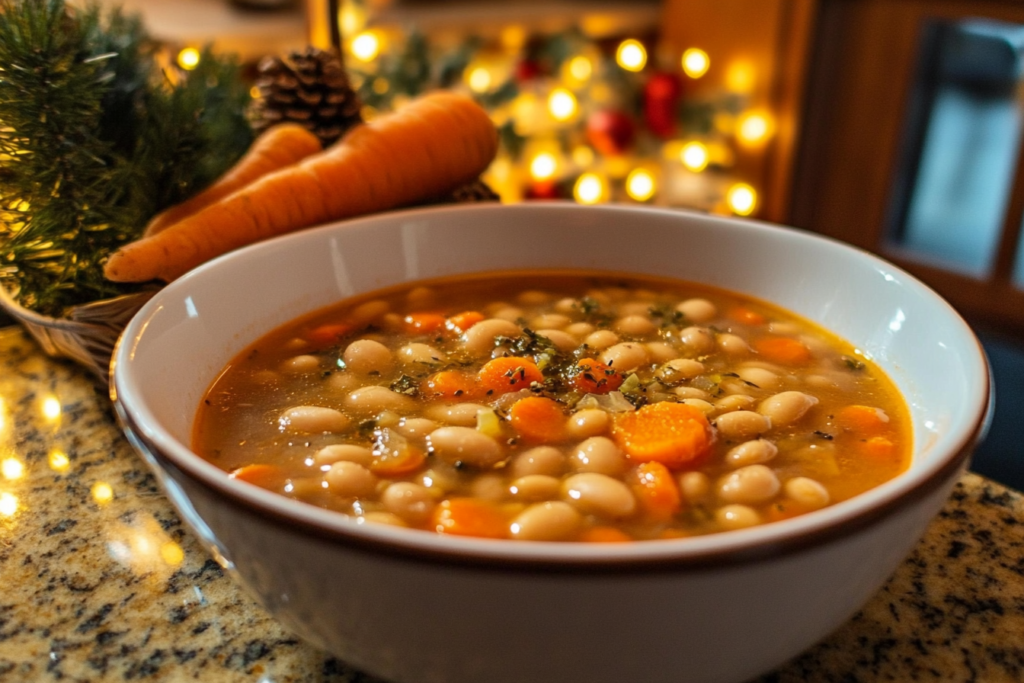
0,0,253,316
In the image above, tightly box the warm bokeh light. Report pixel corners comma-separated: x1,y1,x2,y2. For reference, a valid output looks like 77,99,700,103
573,173,606,204
372,77,389,95
681,141,709,171
626,169,656,201
616,39,647,72
42,396,61,422
572,144,595,168
0,492,18,517
681,48,710,79
92,481,114,504
547,88,578,121
339,2,366,36
176,47,200,71
529,152,558,181
727,183,757,216
351,31,381,62
467,66,492,93
737,112,774,144
568,55,593,82
725,61,756,94
48,449,69,471
2,457,24,480
161,541,185,566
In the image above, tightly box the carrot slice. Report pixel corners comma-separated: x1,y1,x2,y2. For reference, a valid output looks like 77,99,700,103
432,498,508,539
836,404,890,435
612,401,713,469
857,436,898,461
509,396,566,444
404,312,447,334
753,337,812,365
422,369,480,400
579,527,633,543
229,463,287,489
371,444,427,477
629,461,682,521
447,311,485,333
728,306,766,326
572,358,623,395
305,322,353,347
477,356,544,396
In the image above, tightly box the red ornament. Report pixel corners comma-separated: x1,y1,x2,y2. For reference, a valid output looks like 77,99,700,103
525,180,560,200
515,59,543,83
644,71,683,138
586,110,636,156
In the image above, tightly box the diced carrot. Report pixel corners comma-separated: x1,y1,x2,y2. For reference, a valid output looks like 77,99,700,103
612,401,713,470
447,310,485,333
305,322,353,346
404,312,447,334
422,370,480,400
229,463,286,489
728,306,766,326
477,356,544,396
432,498,508,539
370,444,427,477
836,404,890,435
579,526,634,543
753,337,812,365
572,358,623,395
629,461,682,521
509,396,566,444
857,436,898,461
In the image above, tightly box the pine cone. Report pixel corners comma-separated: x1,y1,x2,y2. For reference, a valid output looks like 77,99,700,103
448,179,501,203
252,47,362,147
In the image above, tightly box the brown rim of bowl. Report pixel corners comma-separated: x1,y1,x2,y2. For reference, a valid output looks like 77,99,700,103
112,377,990,575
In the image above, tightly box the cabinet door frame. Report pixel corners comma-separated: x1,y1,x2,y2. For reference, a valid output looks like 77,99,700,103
790,0,1024,335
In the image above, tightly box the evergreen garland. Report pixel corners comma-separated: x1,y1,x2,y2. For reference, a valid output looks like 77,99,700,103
0,0,253,316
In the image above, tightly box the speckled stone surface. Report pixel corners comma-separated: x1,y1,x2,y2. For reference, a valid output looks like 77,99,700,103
0,326,1020,682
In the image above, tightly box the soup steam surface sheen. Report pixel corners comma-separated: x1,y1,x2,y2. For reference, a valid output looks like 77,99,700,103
194,271,910,542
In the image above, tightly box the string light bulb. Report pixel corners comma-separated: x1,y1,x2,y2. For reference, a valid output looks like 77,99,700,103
573,173,606,204
177,47,200,71
351,31,381,62
0,492,17,517
727,183,757,216
681,48,710,79
48,449,69,472
616,39,647,72
547,88,577,122
681,142,709,172
2,457,24,480
626,169,657,202
467,66,492,93
92,481,114,504
529,152,558,181
737,112,774,145
568,55,593,82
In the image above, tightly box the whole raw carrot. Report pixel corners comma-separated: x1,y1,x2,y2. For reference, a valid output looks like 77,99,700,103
104,91,498,283
143,123,323,236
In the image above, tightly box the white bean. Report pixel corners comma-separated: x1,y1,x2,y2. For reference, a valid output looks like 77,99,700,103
397,343,447,367
657,358,705,382
427,426,505,468
279,406,351,433
424,402,489,427
584,329,620,351
535,329,578,352
758,391,819,426
600,342,650,372
470,473,508,501
618,301,652,316
673,386,711,400
315,444,373,467
281,354,320,374
565,322,595,337
350,299,389,325
554,297,580,314
615,315,657,336
325,461,378,497
562,473,637,518
784,477,831,509
680,398,715,415
565,409,610,439
342,339,394,375
570,436,628,476
531,313,571,329
678,471,711,503
725,439,778,467
676,298,717,324
737,366,781,390
381,482,436,524
715,394,756,413
646,341,680,364
510,446,565,478
493,306,526,322
361,511,407,527
717,333,750,356
715,410,771,441
510,501,583,541
679,326,715,355
395,417,439,440
406,286,437,309
344,386,416,416
715,504,761,530
518,290,552,305
718,465,780,505
463,318,522,356
509,475,562,501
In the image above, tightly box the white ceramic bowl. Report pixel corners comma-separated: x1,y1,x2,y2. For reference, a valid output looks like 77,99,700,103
111,203,991,683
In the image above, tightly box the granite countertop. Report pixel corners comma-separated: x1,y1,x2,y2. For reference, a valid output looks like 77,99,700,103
0,325,1021,682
